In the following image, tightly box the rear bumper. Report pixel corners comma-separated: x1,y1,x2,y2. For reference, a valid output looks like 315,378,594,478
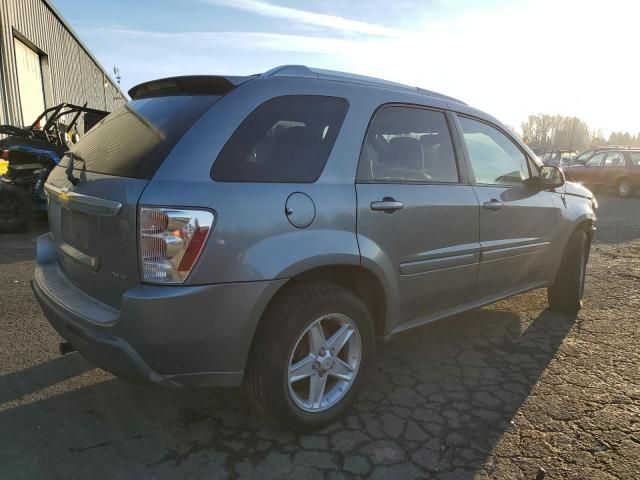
33,233,285,387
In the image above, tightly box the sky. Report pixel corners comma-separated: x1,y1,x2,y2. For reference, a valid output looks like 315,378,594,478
54,0,640,135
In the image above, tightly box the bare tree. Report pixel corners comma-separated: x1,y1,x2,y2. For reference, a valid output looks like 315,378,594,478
520,114,638,151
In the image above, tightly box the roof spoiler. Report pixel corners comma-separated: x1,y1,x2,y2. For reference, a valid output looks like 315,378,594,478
128,75,253,100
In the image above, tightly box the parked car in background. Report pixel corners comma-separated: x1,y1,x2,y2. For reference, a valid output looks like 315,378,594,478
574,145,636,166
32,66,597,431
540,149,578,167
564,148,640,197
532,148,547,157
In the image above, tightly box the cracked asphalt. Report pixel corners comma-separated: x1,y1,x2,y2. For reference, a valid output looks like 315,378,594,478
1,194,639,479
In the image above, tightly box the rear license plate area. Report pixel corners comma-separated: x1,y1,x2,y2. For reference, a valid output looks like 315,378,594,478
61,208,97,254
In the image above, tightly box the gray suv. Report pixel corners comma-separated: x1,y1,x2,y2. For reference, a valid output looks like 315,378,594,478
32,65,597,431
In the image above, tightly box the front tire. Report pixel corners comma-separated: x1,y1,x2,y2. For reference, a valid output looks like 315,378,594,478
548,229,589,313
0,183,32,233
617,178,633,198
245,282,375,432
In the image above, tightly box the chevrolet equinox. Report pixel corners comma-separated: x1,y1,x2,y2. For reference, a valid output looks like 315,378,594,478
33,65,597,431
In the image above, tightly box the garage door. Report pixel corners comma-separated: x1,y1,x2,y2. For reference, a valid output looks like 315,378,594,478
14,38,45,126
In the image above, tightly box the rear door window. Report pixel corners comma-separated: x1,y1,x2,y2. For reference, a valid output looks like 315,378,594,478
357,106,458,183
211,95,349,183
64,95,220,179
603,152,625,166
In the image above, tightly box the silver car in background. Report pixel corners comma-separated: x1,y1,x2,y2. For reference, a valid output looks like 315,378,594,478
32,66,596,431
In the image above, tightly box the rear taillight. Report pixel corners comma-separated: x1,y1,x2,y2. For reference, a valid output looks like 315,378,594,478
139,207,214,284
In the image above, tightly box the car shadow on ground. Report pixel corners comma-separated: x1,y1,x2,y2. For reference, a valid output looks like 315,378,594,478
0,291,576,479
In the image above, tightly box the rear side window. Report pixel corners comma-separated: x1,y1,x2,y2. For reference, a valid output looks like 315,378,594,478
603,152,624,166
65,95,220,179
357,106,458,183
212,95,349,183
629,152,640,165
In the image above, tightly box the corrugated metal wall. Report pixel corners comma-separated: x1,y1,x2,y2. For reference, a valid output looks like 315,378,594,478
0,0,125,126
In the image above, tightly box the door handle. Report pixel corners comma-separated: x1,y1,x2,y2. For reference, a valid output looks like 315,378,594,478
483,199,504,211
370,198,403,213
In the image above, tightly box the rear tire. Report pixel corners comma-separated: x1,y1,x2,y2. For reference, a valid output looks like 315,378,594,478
617,178,633,198
548,229,589,313
0,183,32,233
245,282,375,432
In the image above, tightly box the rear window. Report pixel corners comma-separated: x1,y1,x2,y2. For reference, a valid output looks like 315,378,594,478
211,95,349,183
63,95,219,179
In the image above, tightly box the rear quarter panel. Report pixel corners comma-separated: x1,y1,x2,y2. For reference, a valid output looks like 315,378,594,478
142,78,377,284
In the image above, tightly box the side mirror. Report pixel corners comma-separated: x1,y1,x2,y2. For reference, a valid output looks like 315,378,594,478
538,165,565,190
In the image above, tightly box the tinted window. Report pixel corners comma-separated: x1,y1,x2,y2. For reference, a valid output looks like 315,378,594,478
64,95,220,179
586,153,605,166
212,96,348,183
458,116,529,186
603,152,624,166
357,106,458,183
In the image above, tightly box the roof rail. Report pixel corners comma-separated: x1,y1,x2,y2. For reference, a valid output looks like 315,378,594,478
261,65,467,105
593,145,638,150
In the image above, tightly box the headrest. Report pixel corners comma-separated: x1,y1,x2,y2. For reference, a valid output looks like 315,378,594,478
268,126,320,175
386,136,423,171
420,134,442,148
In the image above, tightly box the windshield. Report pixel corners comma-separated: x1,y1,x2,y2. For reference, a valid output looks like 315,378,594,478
63,95,219,179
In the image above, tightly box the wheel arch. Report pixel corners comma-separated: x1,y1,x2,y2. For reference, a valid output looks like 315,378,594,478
575,217,595,238
615,175,633,186
248,264,389,362
552,217,594,281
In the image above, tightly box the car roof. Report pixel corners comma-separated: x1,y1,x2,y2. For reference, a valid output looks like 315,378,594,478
129,65,468,107
260,65,468,106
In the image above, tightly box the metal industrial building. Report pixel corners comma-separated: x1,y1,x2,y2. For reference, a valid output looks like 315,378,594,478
0,0,126,127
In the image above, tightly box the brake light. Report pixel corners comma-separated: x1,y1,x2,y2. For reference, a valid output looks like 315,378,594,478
139,207,214,284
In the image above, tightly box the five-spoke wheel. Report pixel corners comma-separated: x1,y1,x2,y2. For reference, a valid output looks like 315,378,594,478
288,314,362,412
245,282,374,431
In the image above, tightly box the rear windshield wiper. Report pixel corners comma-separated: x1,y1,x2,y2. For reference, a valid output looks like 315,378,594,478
64,152,85,186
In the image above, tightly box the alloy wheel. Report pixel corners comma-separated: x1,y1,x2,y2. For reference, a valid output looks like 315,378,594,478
287,313,362,412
